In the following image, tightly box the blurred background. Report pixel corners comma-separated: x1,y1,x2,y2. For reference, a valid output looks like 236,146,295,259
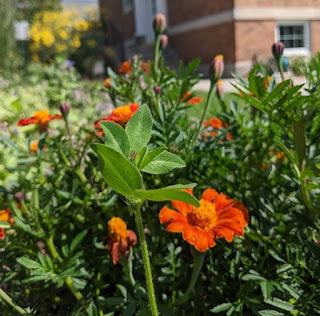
1,0,319,78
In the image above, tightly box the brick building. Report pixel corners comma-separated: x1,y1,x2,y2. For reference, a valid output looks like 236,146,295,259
100,0,320,75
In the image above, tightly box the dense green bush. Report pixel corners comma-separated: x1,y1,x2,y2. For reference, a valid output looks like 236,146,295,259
1,19,320,316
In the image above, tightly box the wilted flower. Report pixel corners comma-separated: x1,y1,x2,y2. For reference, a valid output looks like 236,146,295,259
153,13,166,34
159,188,248,252
104,217,138,265
272,42,285,60
95,102,139,134
0,208,15,225
118,61,132,74
209,55,224,84
14,192,24,203
17,110,62,132
159,34,168,49
104,77,111,88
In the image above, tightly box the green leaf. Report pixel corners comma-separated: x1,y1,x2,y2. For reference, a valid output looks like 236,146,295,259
88,301,98,316
125,105,152,153
210,303,233,313
70,229,88,254
135,146,148,169
17,257,43,270
100,121,130,157
260,281,273,300
258,310,285,316
264,298,295,311
133,185,200,207
91,143,142,197
242,270,266,281
141,151,186,174
139,147,166,170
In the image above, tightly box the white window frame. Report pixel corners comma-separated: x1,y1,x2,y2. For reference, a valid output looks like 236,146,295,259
122,0,133,14
275,21,310,56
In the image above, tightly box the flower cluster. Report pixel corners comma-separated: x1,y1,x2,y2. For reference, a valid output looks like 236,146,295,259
202,117,233,140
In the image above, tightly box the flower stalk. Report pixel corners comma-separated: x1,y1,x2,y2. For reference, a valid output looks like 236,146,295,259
0,287,28,315
176,247,206,305
133,200,158,316
191,83,215,145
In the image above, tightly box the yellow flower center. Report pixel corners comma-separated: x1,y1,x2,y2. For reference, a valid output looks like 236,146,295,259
187,199,217,229
34,110,50,125
112,105,132,117
108,217,128,242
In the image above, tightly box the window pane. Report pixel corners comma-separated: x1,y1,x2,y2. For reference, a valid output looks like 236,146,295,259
278,24,305,48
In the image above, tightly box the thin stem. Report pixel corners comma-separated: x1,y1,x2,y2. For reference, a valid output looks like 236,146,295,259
191,83,215,145
154,34,160,76
65,276,83,301
277,58,285,81
176,248,206,305
134,200,158,316
0,287,28,315
46,235,59,261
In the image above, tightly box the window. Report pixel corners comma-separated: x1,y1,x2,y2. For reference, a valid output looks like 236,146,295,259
122,0,133,13
276,21,310,56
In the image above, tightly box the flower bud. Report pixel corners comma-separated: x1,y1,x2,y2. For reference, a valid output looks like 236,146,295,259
14,192,24,202
104,77,111,88
59,103,70,117
209,55,224,84
153,13,166,34
271,41,285,60
154,86,161,95
159,34,168,49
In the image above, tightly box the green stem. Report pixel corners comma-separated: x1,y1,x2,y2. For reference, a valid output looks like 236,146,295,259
176,247,206,305
191,83,215,145
46,235,59,261
0,287,28,315
154,34,160,76
65,276,83,301
276,58,285,81
134,200,158,316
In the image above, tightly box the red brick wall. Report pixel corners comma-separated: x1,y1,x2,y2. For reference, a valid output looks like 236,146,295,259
234,21,275,62
167,0,234,26
169,22,235,63
311,21,320,53
100,0,135,40
235,0,320,7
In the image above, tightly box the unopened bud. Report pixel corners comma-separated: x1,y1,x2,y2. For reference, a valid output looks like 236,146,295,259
59,103,70,117
209,55,224,84
159,34,168,49
14,192,24,202
104,77,111,88
154,86,161,95
153,13,166,34
271,42,285,60
216,80,224,98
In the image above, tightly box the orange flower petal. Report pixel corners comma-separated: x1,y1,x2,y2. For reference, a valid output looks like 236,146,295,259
202,188,219,202
182,225,215,252
17,117,38,126
159,207,188,225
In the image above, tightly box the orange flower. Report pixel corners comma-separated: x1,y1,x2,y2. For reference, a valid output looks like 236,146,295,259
30,140,47,153
104,77,111,88
179,91,191,102
0,227,4,240
104,217,138,265
209,117,223,129
0,208,15,225
17,110,62,132
159,188,248,252
264,76,271,88
276,151,285,160
187,97,203,105
226,133,233,141
95,103,139,133
118,61,132,74
141,62,150,74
